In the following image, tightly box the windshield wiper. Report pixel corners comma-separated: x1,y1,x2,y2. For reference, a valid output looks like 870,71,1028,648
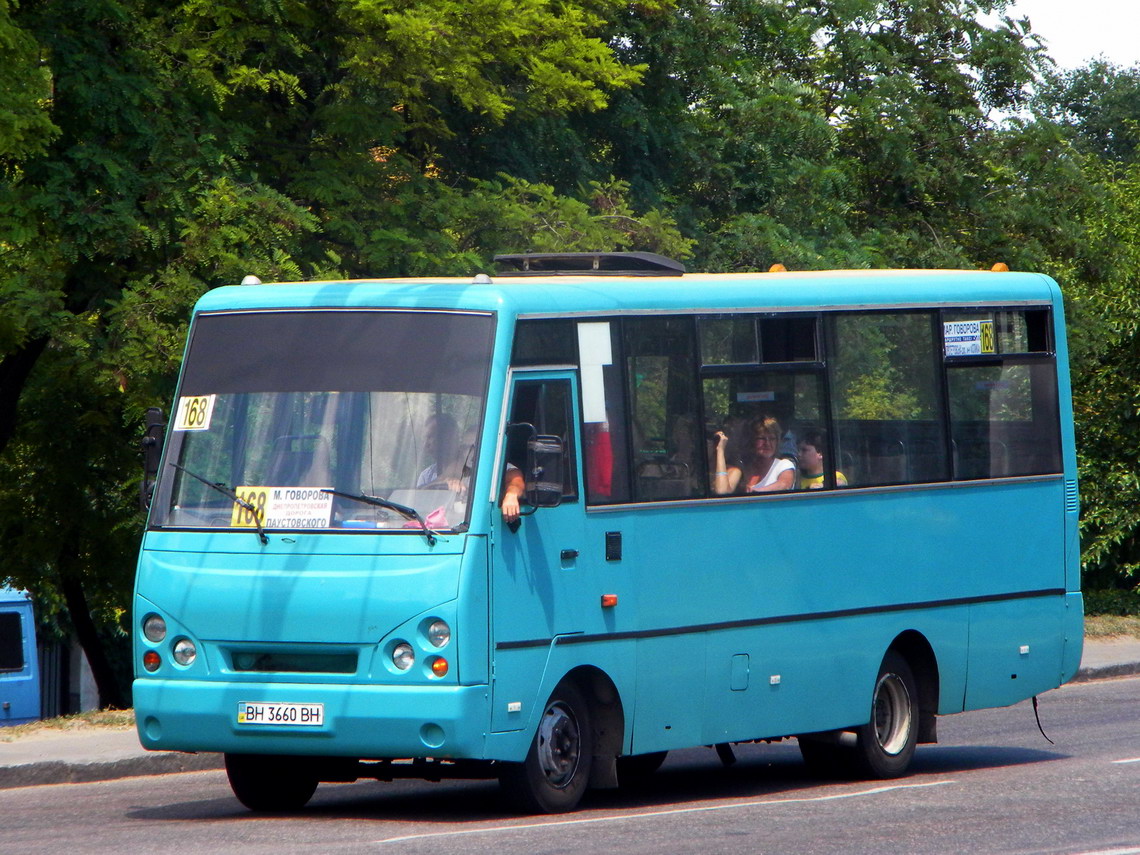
171,463,269,545
321,489,438,546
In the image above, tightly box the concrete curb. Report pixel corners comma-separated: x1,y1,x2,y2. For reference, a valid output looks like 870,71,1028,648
0,750,223,790
1070,661,1140,683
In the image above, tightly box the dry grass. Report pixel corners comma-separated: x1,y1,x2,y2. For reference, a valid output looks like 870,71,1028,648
1084,614,1140,640
0,709,134,742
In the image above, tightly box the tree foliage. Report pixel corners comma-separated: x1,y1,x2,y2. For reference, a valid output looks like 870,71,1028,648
5,0,1140,707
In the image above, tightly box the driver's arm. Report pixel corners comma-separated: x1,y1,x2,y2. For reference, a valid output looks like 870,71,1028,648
500,465,525,523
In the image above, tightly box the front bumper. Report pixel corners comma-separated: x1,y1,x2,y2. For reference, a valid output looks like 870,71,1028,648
133,679,491,759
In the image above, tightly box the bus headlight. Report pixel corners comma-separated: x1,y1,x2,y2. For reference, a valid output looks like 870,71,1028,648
427,620,451,648
392,642,414,671
143,614,167,643
172,638,197,666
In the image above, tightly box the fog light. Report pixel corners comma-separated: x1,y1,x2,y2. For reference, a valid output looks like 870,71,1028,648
143,651,161,672
392,642,414,671
427,619,450,648
143,614,167,643
430,657,449,678
172,638,197,666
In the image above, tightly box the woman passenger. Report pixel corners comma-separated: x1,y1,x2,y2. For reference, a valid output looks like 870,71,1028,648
712,415,796,494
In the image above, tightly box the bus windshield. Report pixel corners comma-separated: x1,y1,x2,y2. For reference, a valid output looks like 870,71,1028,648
150,309,495,534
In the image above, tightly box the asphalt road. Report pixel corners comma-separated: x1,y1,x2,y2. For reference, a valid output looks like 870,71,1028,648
2,676,1137,855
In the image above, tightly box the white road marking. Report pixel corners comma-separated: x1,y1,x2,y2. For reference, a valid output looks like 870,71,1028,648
1070,848,1140,855
1110,757,1140,764
372,779,957,846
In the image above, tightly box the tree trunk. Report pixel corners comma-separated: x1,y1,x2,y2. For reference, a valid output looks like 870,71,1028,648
0,336,49,456
58,553,126,710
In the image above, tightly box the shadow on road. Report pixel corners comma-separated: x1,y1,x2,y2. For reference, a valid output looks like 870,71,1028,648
125,737,1068,827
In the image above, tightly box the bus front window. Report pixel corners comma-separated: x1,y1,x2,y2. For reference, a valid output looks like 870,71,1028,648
150,310,495,534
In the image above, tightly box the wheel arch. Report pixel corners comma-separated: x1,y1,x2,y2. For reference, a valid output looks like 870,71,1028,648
889,630,939,744
561,664,625,789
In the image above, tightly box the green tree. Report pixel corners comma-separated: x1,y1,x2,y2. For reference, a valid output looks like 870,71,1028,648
0,0,676,707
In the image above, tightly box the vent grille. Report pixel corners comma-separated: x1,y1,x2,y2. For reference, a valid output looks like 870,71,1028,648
229,651,358,674
1064,479,1079,514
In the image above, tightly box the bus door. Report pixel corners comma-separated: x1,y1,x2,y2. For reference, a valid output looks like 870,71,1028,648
490,373,586,731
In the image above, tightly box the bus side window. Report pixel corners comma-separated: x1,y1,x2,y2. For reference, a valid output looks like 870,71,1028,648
624,317,702,500
827,312,950,486
944,307,1062,479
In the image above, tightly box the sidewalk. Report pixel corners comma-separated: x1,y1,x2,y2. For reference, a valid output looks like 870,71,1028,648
2,638,1138,791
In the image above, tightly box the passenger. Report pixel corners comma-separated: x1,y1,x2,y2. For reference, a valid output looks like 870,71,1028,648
797,428,848,489
713,415,796,494
712,430,735,493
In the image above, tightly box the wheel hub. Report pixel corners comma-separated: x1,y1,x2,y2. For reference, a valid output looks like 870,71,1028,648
872,672,913,756
536,701,581,788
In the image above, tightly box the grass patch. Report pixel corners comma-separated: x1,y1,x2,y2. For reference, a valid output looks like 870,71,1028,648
0,709,134,742
1084,613,1140,640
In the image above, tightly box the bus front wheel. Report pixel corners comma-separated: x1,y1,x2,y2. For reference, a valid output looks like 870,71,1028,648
852,650,919,778
224,753,319,812
499,680,594,813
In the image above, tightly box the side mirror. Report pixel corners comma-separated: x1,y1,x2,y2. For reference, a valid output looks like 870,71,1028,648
140,407,166,511
525,434,565,509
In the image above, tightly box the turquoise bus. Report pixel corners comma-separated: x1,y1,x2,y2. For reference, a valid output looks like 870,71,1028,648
133,253,1082,813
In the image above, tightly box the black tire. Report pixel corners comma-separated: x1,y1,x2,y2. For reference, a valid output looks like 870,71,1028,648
224,753,319,812
616,750,668,786
499,680,593,813
851,650,919,778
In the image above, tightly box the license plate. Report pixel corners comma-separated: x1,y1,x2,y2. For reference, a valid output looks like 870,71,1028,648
237,702,324,726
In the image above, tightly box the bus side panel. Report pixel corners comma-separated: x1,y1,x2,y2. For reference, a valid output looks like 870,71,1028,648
964,597,1066,710
631,635,708,752
490,646,551,734
618,478,1060,750
1061,591,1084,684
697,608,971,746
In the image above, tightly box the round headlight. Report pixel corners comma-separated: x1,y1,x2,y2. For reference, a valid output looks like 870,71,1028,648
172,638,197,666
143,614,167,643
427,620,451,648
392,642,414,671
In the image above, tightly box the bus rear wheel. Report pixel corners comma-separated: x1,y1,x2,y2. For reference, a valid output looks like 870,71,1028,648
224,753,319,812
499,680,593,813
852,650,919,778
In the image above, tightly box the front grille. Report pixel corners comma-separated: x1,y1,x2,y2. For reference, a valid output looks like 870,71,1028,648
229,650,358,674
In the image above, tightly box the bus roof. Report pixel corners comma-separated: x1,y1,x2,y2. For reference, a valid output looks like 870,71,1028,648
192,268,1061,318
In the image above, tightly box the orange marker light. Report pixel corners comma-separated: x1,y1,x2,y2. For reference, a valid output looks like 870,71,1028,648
601,594,618,608
143,651,161,672
431,657,449,677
